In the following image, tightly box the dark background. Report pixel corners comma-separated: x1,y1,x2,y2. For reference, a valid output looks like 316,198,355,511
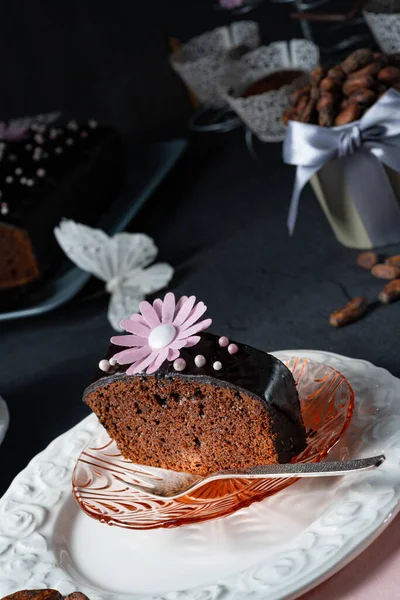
1,1,397,499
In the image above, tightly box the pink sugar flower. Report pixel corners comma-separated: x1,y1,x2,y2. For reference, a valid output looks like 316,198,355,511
110,293,212,375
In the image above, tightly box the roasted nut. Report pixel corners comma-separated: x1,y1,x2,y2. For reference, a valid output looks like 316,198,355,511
290,84,310,106
357,251,379,270
371,263,400,280
385,255,400,268
334,104,362,126
327,66,344,84
348,89,376,107
318,105,336,127
378,66,400,85
343,76,375,97
317,92,336,111
65,594,91,600
329,297,368,328
299,98,316,123
348,62,382,80
310,67,325,86
320,77,341,93
296,94,309,114
341,49,374,74
282,106,298,125
378,279,400,304
1,592,62,600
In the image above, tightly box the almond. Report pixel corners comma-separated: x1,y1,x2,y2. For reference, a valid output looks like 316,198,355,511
378,279,400,304
357,251,379,269
371,263,400,280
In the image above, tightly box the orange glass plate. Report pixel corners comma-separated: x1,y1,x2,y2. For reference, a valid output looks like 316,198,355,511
73,357,354,530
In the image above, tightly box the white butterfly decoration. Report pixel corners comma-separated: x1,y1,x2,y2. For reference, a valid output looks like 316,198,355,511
54,220,174,331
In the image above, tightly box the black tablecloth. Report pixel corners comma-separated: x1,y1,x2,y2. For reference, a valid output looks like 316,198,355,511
1,135,400,496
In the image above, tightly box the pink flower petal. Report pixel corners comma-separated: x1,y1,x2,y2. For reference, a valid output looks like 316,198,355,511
110,334,148,348
173,295,188,318
180,302,207,331
129,313,148,325
173,296,196,326
184,336,201,347
140,300,160,328
120,319,151,337
127,351,157,375
169,339,187,350
112,346,151,365
177,318,212,340
167,348,180,361
162,292,175,324
146,347,169,374
153,298,163,319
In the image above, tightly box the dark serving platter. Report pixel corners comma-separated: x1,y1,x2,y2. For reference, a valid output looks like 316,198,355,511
0,138,187,322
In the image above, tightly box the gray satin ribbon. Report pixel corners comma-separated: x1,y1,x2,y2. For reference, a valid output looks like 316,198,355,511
283,89,400,245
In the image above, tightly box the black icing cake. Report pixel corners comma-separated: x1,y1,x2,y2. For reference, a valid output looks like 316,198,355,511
84,293,306,476
0,115,121,310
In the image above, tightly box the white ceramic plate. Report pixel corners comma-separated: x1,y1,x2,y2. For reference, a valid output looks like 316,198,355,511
0,396,9,447
0,350,399,600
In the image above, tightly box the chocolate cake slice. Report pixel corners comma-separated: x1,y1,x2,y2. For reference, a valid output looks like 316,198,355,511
84,294,306,476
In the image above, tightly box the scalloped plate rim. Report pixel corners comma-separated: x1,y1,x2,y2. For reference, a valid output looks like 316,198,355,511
0,349,399,600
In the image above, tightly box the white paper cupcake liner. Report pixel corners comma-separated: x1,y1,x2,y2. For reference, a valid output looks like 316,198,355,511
364,1,400,52
170,21,260,108
218,40,320,142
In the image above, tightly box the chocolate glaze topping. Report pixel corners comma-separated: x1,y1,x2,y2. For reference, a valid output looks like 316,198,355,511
86,332,307,462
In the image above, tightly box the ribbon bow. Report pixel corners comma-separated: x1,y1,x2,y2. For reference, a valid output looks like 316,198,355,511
284,89,400,245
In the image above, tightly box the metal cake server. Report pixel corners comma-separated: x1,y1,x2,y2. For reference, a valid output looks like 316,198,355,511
116,455,385,500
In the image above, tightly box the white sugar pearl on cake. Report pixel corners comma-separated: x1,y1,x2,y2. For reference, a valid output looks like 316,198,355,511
218,336,229,347
99,359,111,372
5,176,13,183
194,354,206,368
109,357,117,366
213,361,222,371
173,358,186,372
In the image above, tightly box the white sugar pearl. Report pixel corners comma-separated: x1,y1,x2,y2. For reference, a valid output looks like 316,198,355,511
15,168,22,175
5,176,13,183
218,336,229,347
66,138,74,146
99,359,111,372
173,358,186,372
194,354,206,368
89,119,98,128
213,361,222,371
109,357,117,366
55,147,63,154
26,179,34,187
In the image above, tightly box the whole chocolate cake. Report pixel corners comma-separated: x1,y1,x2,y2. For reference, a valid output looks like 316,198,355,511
84,293,306,476
0,114,121,310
